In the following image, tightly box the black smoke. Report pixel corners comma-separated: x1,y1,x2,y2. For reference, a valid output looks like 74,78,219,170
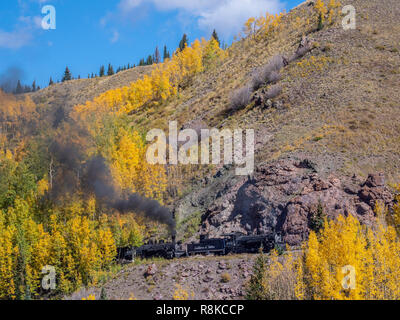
49,140,84,199
81,156,176,235
0,67,24,93
49,132,176,235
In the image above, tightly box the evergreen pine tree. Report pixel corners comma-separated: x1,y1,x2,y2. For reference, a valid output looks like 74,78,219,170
245,251,267,300
15,80,23,94
179,34,188,51
154,46,161,64
212,29,220,46
62,66,72,82
99,65,105,77
49,77,54,86
163,45,170,61
107,64,114,76
310,200,326,233
146,55,153,65
317,13,324,31
100,287,107,300
31,80,36,92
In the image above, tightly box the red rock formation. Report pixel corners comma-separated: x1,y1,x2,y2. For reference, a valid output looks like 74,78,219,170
201,159,394,246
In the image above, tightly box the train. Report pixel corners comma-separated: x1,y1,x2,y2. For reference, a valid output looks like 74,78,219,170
116,232,278,262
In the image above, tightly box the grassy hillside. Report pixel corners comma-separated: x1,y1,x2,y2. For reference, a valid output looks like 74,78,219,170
125,0,400,182
29,0,400,183
28,65,153,111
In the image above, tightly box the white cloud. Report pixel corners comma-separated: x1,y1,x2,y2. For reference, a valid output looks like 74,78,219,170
116,0,284,37
0,29,32,49
0,15,43,49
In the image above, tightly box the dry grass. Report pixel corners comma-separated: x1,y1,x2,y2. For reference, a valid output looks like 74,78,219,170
31,0,400,194
28,65,153,111
121,0,400,189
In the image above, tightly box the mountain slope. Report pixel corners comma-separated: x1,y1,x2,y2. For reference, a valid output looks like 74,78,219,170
162,0,400,240
29,0,400,300
29,0,400,243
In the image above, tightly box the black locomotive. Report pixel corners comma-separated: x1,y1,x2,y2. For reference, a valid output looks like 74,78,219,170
117,232,278,262
187,235,228,256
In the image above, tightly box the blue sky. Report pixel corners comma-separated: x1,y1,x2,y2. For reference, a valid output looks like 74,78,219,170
0,0,304,89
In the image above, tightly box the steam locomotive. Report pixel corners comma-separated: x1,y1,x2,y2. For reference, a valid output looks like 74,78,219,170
117,233,277,262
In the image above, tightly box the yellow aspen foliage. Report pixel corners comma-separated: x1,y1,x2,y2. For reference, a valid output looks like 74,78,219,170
86,196,97,220
254,207,400,300
110,128,167,201
175,39,205,78
315,0,327,23
97,228,116,269
296,214,400,300
327,0,341,24
37,178,49,197
65,215,100,281
244,17,257,38
294,249,306,300
202,38,226,69
0,90,38,133
0,167,121,298
301,231,323,299
0,213,17,299
294,55,333,78
72,37,223,119
248,12,284,41
112,213,144,248
82,294,96,300
111,129,143,192
27,224,52,294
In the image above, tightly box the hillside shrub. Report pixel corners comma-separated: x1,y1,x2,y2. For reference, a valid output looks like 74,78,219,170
221,273,231,283
230,85,252,111
265,84,282,99
251,55,286,90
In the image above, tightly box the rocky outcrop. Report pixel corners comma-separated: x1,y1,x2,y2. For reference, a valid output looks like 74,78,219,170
199,158,394,247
